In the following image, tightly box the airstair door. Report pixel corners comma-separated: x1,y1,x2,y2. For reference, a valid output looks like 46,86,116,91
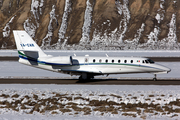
84,55,89,65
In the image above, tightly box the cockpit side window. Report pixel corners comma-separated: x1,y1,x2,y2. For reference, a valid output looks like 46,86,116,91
147,59,155,64
145,60,149,63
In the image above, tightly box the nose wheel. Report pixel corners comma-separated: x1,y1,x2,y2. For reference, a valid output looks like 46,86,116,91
153,74,157,81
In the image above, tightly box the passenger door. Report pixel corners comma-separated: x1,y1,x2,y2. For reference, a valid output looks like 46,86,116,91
84,57,89,65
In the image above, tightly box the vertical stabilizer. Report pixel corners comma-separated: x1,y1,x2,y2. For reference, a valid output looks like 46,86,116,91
13,30,47,58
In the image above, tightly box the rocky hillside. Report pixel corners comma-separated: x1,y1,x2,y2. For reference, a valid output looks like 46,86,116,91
0,0,180,50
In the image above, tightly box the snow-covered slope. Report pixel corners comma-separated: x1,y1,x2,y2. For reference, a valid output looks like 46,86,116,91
0,0,180,50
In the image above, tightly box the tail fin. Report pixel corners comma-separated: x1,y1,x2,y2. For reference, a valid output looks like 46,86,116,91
13,30,47,58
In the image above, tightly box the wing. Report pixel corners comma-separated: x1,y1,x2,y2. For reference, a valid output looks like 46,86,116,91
59,67,103,76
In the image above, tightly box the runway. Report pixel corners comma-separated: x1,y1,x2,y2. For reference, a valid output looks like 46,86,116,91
0,56,180,62
0,56,179,85
1,78,180,85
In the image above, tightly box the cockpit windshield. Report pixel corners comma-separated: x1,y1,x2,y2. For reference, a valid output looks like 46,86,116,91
147,59,155,64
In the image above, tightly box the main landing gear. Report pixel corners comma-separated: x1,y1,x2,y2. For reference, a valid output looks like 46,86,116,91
79,73,94,80
153,74,157,81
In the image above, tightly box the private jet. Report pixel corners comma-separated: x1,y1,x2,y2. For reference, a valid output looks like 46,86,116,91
13,30,171,80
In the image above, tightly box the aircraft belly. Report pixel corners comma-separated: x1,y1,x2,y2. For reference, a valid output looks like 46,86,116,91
98,64,128,74
52,65,102,75
100,65,150,74
79,64,139,74
77,65,101,73
56,64,163,74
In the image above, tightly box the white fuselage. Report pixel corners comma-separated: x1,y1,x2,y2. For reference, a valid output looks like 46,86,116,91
19,55,171,77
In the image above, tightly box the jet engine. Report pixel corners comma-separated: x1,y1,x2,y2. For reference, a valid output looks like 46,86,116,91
58,56,73,65
47,56,73,65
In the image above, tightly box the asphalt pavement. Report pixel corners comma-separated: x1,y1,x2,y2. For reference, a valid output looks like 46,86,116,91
0,78,180,85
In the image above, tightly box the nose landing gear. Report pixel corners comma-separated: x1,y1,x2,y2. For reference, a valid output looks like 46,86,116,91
153,74,157,81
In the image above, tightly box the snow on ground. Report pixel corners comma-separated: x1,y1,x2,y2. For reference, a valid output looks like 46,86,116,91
0,85,179,120
1,50,180,57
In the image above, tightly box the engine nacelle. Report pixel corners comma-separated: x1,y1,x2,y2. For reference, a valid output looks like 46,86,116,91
47,56,73,65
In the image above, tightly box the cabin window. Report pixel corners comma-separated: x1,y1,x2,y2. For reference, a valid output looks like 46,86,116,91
106,59,108,63
93,59,95,63
118,60,121,63
131,60,133,63
112,60,114,63
99,59,102,63
124,60,127,63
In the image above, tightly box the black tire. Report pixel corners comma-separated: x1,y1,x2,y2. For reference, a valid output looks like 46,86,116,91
153,78,157,81
79,76,83,80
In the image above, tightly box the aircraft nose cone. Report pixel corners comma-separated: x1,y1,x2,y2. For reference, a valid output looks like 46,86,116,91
163,66,171,73
167,68,171,73
156,63,171,73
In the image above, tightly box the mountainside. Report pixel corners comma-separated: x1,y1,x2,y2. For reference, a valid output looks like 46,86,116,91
0,0,180,50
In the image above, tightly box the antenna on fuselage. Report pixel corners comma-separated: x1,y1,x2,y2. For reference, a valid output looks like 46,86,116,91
106,54,109,57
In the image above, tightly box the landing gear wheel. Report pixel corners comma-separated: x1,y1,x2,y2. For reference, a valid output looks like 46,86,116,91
90,76,94,79
79,73,95,80
153,74,157,81
153,78,157,81
79,75,82,80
